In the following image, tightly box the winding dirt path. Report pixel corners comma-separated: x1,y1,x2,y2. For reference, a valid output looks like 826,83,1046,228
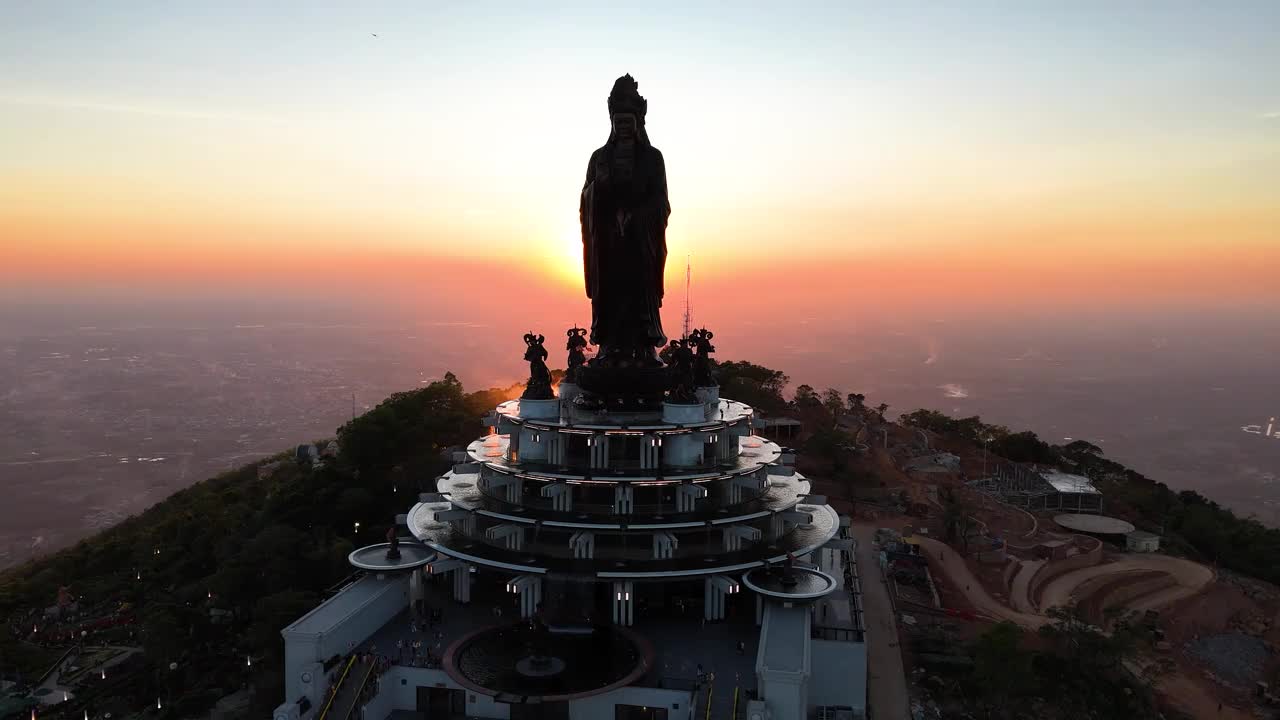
1038,554,1214,613
915,536,1047,627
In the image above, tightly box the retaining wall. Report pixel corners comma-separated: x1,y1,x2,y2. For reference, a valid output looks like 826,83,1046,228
1028,537,1103,609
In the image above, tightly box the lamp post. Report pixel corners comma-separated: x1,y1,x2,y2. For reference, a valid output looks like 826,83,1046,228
166,661,178,713
982,436,993,479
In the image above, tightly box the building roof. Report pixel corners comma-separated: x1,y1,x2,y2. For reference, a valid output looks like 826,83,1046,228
758,604,808,673
1039,470,1100,495
1054,513,1135,535
283,574,396,637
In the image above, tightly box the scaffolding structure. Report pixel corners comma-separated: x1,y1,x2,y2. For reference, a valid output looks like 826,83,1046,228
969,464,1103,512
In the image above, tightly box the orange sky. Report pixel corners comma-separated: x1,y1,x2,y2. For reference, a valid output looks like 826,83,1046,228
3,4,1278,313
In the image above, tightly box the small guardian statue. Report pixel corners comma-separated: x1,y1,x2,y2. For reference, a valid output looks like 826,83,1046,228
385,527,401,561
521,333,555,400
689,328,717,387
564,326,589,383
665,338,698,404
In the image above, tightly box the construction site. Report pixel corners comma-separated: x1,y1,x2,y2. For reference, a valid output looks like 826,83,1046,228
805,417,1280,720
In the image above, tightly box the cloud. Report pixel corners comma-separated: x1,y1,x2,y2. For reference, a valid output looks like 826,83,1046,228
0,95,278,124
1262,111,1280,120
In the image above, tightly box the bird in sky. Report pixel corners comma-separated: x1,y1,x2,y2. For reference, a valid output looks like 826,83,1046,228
371,33,378,37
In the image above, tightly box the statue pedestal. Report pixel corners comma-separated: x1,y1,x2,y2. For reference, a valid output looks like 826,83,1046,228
696,386,720,406
558,382,581,405
517,398,560,420
662,402,705,425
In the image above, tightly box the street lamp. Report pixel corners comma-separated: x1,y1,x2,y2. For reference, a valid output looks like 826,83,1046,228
982,436,993,479
353,521,361,534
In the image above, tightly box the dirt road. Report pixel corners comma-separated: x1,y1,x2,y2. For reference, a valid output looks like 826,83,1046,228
1039,554,1214,612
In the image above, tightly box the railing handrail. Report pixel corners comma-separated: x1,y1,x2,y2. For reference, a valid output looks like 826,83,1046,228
342,659,377,720
318,655,356,720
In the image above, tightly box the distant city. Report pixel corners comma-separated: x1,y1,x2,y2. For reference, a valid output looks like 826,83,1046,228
1,298,1276,569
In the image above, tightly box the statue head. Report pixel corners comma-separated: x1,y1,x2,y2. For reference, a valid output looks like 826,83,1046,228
524,333,548,363
611,113,638,140
607,74,649,144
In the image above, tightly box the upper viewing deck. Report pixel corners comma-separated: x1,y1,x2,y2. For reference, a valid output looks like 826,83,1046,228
493,397,754,433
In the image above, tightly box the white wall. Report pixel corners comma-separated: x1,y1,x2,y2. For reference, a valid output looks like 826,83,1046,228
281,574,410,710
372,666,511,719
809,639,867,716
341,665,692,720
568,686,693,720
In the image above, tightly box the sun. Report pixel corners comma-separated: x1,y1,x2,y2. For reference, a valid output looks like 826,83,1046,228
542,225,585,288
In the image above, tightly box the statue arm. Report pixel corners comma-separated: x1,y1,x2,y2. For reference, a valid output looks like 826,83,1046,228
651,148,670,300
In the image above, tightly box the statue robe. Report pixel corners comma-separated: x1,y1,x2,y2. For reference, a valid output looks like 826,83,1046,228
579,141,670,353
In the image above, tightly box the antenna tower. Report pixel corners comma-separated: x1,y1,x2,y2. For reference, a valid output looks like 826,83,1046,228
681,254,692,339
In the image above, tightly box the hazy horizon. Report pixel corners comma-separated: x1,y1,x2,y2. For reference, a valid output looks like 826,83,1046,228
2,288,1277,569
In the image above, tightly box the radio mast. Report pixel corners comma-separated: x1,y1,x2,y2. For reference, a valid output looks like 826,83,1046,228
681,254,692,339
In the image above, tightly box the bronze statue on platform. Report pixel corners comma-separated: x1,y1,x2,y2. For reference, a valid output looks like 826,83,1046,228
564,327,589,383
665,338,698,404
521,333,554,400
385,527,401,560
580,74,670,367
689,328,716,387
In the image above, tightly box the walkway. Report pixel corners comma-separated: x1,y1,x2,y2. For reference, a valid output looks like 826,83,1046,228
851,523,910,720
1008,559,1045,614
914,536,1046,628
321,656,371,720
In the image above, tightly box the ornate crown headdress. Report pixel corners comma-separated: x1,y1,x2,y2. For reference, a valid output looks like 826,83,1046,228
607,74,647,119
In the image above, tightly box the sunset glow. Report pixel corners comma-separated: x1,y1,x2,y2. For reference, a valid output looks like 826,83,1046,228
1,2,1277,309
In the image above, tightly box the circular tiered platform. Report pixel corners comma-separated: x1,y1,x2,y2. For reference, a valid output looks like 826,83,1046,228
347,540,436,572
405,390,839,582
742,566,838,600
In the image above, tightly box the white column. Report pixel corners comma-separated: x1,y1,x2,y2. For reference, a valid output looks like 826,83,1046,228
548,434,565,466
507,575,542,619
540,482,573,512
641,434,662,469
485,475,524,505
409,566,424,608
722,525,761,552
704,575,739,621
729,476,758,504
677,484,707,513
652,531,678,559
612,581,634,626
452,565,471,603
485,524,525,551
569,531,595,559
718,429,735,462
507,430,521,463
521,428,547,462
589,435,610,470
613,484,634,515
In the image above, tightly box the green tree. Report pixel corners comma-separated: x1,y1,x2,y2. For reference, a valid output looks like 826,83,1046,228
971,622,1035,718
822,388,846,430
